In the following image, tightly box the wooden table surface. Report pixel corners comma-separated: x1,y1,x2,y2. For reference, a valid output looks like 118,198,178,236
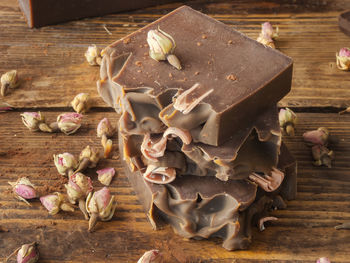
1,0,350,262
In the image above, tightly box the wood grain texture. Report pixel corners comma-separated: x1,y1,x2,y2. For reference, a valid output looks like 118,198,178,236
1,0,350,108
1,111,350,262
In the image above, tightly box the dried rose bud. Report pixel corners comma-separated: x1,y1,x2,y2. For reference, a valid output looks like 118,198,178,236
97,118,116,158
279,108,297,136
57,112,83,135
86,187,117,232
303,127,329,146
85,45,102,66
71,93,92,114
0,101,12,112
76,145,100,172
40,192,74,215
147,28,181,70
336,47,350,71
8,177,37,206
21,112,52,132
316,257,331,263
97,168,115,186
65,172,93,220
312,145,334,168
339,106,350,114
335,221,350,230
138,249,162,263
17,242,39,263
1,70,19,96
261,22,279,39
53,152,78,176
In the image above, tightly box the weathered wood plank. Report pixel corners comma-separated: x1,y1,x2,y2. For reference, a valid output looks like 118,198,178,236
1,111,350,262
1,1,350,109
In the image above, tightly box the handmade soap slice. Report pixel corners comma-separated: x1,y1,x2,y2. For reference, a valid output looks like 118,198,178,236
98,5,293,146
339,10,350,36
18,0,181,28
120,135,297,250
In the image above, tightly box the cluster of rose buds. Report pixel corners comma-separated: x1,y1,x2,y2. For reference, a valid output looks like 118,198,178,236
317,257,331,263
21,112,83,135
85,45,102,66
71,93,92,114
6,242,39,263
97,168,115,186
40,192,74,215
279,108,297,136
1,70,19,96
65,172,93,219
147,28,181,70
8,177,37,206
97,118,116,158
138,249,163,263
336,47,350,71
86,187,117,232
303,127,336,167
257,22,278,49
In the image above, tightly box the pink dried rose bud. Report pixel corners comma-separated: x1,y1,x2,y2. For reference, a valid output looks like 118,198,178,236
336,47,350,70
311,145,334,168
279,108,297,136
16,242,39,263
40,192,74,215
53,152,78,176
316,257,331,263
21,112,52,132
8,177,37,206
76,145,100,172
303,127,329,146
65,172,93,220
56,112,83,135
85,45,102,66
147,28,181,70
97,168,115,186
261,22,279,39
138,249,163,263
1,70,19,96
71,93,91,114
86,187,117,232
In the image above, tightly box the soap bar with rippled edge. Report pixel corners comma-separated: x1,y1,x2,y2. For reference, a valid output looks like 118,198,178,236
339,10,350,36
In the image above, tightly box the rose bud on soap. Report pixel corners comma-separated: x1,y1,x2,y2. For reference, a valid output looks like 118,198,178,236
85,187,117,232
40,192,74,215
97,168,115,186
137,249,163,263
76,145,100,172
336,47,350,71
56,112,83,135
53,152,78,176
97,118,116,158
65,172,93,219
71,93,91,114
21,112,52,133
8,177,37,206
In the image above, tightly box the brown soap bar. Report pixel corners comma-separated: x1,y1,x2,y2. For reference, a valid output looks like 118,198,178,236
121,134,297,250
98,5,293,146
18,0,181,28
339,10,350,36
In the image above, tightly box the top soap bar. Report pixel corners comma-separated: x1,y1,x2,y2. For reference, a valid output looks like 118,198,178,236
99,6,293,146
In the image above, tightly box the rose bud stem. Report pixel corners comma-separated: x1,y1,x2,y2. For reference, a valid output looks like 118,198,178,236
285,124,295,136
88,212,98,232
49,122,60,132
75,158,90,173
38,122,53,133
60,203,75,212
335,221,350,230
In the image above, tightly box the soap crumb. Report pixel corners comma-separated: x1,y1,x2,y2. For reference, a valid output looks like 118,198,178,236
228,40,233,44
197,42,202,46
208,60,212,65
169,73,173,78
194,71,200,76
123,38,131,44
202,34,207,39
226,74,237,81
135,61,142,67
137,70,142,73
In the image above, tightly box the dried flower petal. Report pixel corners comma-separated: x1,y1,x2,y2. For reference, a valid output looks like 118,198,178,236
71,93,91,114
17,242,39,263
86,187,117,232
261,22,279,39
138,249,162,263
279,108,297,136
147,28,181,70
8,177,36,205
336,47,350,70
40,192,74,215
57,112,83,135
53,152,78,176
21,112,48,132
97,168,116,186
85,45,102,66
303,127,329,146
1,70,19,96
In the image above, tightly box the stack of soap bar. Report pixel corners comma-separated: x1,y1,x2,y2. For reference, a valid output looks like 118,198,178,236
98,6,296,250
18,0,181,28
